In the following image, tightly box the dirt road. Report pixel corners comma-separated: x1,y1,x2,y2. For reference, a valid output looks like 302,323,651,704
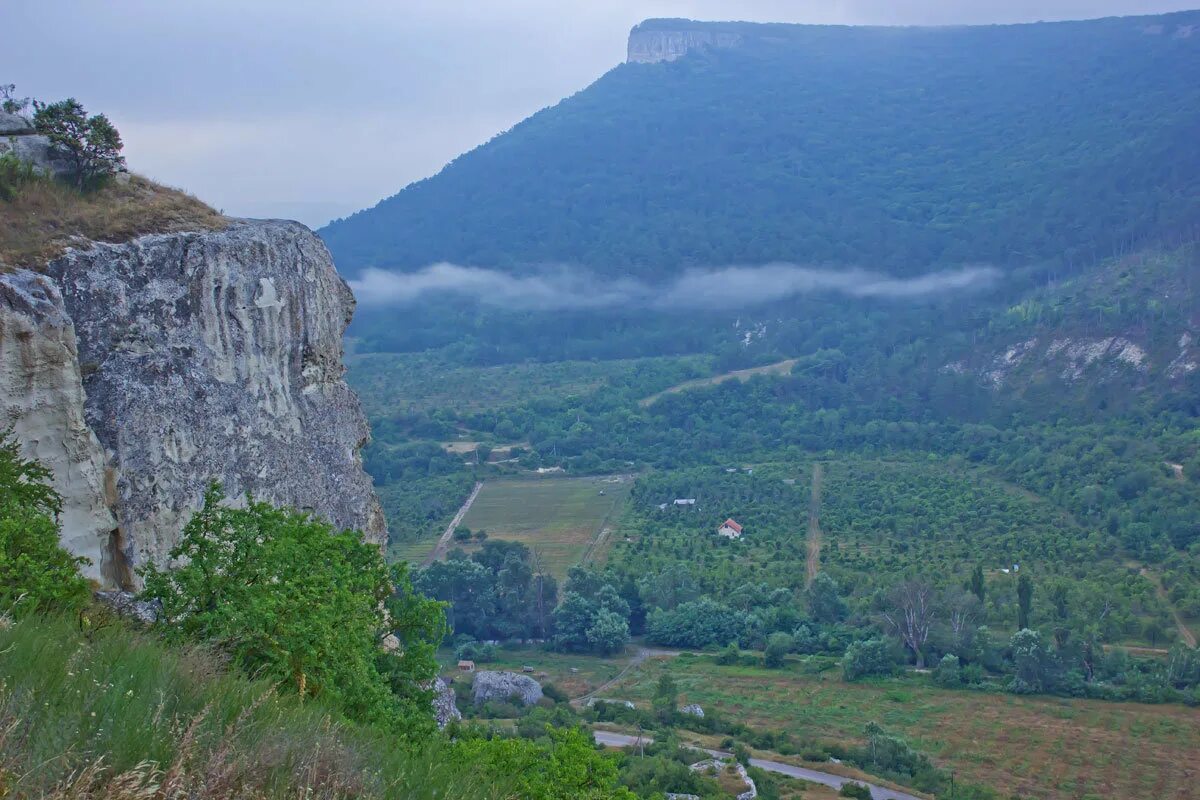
422,481,483,566
592,730,926,800
1140,567,1196,647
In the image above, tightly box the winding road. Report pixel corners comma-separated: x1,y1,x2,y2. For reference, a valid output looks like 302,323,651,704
592,731,925,800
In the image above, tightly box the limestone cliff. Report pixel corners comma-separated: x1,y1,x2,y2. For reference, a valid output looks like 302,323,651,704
0,271,121,582
627,20,745,63
0,219,384,586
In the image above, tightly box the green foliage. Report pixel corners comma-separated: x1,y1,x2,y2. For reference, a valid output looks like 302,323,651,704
32,97,125,188
763,632,792,668
450,726,637,799
0,152,43,201
0,431,88,615
0,614,497,800
415,539,557,640
646,597,748,649
141,484,444,736
843,638,898,681
1017,573,1034,630
934,654,962,688
840,783,873,799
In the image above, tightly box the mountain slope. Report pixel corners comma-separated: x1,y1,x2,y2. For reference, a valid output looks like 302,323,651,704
321,11,1200,278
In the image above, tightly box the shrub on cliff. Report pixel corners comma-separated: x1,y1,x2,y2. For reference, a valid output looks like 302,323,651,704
0,431,89,615
32,98,124,189
142,483,446,737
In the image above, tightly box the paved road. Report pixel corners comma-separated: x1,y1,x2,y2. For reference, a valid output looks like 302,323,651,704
422,481,483,566
592,731,925,800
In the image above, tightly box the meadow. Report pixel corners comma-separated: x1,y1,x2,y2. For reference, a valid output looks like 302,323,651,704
410,475,634,578
613,656,1200,800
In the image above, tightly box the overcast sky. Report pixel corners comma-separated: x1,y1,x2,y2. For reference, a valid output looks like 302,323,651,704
7,1,1192,227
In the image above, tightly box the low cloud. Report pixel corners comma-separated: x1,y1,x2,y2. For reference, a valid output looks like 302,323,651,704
349,262,1000,312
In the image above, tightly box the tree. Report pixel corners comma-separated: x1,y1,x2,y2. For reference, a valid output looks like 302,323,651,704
933,654,962,687
763,632,792,668
0,432,89,615
585,608,630,655
141,484,444,735
878,579,936,668
1017,573,1033,631
652,673,678,723
807,572,847,624
970,563,986,604
1009,628,1051,694
842,638,897,681
32,98,125,188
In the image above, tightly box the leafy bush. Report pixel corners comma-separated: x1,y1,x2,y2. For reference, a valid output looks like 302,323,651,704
840,783,873,799
0,153,42,202
141,483,445,736
934,653,962,687
0,431,89,615
842,638,898,681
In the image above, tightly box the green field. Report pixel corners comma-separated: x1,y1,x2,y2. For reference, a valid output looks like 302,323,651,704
438,645,629,699
608,656,1200,800
455,476,633,579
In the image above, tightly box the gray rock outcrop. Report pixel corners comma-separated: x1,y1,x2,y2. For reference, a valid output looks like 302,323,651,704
94,590,161,624
471,670,543,706
0,112,34,135
431,677,462,728
0,114,76,182
0,220,385,585
681,703,705,718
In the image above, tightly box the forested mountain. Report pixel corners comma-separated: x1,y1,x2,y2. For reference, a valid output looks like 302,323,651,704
321,11,1200,278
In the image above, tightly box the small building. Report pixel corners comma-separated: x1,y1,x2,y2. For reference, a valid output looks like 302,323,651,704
457,660,476,672
673,498,696,506
717,518,744,538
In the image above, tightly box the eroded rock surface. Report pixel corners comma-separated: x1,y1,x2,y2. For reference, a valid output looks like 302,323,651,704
0,270,120,583
472,670,544,706
43,220,385,571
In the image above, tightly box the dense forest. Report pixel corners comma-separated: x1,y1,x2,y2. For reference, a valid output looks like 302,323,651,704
322,10,1200,280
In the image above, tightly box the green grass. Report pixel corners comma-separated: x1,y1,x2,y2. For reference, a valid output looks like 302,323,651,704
454,476,633,579
0,613,503,800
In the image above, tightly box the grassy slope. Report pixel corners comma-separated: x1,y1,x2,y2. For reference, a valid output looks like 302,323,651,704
0,614,502,800
0,173,226,270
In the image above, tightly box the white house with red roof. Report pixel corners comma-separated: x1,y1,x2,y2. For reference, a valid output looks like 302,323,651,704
717,518,743,538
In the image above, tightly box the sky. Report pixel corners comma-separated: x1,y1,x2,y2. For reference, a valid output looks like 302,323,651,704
7,1,1193,228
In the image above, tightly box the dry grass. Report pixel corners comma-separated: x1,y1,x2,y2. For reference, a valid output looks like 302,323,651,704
0,174,226,270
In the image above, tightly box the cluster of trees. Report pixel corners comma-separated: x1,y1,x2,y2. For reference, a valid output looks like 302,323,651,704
413,540,558,640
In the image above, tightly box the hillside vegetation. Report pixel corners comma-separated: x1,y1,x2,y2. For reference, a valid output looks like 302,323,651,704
322,10,1200,277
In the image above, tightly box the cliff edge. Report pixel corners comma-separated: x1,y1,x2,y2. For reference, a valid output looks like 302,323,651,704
1,217,385,586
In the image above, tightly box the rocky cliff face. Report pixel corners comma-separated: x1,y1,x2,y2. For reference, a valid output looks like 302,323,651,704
627,21,744,63
0,271,121,582
0,219,384,586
